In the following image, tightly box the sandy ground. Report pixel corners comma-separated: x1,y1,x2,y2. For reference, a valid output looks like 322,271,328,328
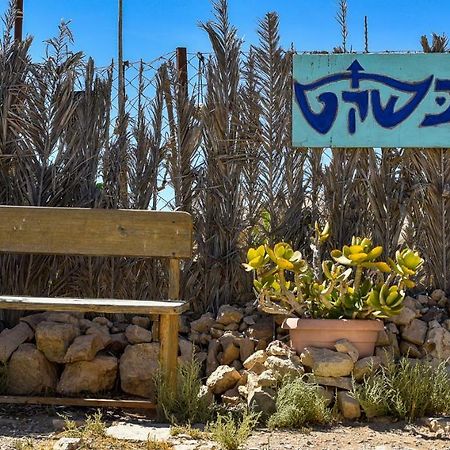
0,405,448,450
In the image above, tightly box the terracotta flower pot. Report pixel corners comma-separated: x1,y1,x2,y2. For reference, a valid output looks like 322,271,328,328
282,318,384,358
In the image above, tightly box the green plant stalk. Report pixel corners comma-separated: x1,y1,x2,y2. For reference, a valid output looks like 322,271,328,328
353,265,363,292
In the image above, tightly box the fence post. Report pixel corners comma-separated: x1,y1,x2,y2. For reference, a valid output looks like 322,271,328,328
176,47,188,99
14,0,23,42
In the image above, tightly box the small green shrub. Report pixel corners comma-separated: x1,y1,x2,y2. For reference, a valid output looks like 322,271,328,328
155,357,213,424
352,358,450,421
61,410,106,439
207,410,259,450
268,377,332,429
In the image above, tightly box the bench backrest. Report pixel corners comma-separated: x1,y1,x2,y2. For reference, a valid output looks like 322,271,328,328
0,206,192,259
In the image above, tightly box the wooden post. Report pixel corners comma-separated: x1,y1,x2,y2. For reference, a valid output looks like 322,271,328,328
14,0,23,42
159,259,180,391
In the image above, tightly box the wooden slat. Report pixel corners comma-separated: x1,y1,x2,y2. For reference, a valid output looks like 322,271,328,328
0,206,192,258
0,395,156,409
0,296,189,315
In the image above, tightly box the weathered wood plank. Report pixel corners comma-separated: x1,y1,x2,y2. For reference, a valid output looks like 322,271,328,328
0,206,193,258
0,395,156,409
0,296,189,315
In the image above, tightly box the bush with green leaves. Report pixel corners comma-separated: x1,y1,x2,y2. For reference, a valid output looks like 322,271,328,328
207,410,259,450
352,358,450,421
268,377,332,429
155,357,213,424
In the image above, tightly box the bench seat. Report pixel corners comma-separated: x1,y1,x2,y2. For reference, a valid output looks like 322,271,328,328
0,296,189,315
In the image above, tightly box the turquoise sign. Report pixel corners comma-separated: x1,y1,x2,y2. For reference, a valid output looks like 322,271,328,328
292,54,450,148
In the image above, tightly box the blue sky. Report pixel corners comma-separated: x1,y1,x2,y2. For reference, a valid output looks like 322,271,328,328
1,0,449,65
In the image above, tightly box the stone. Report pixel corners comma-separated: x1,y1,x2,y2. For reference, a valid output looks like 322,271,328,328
35,321,80,363
300,347,354,377
198,385,214,406
224,323,239,331
210,328,224,339
7,343,57,395
403,296,422,311
45,312,80,325
431,289,446,301
57,355,118,395
387,306,417,326
206,365,241,394
353,356,381,382
401,319,428,345
92,317,112,328
335,339,359,362
131,316,152,329
120,343,159,399
179,337,194,364
216,305,243,325
444,320,450,332
375,329,390,346
243,350,267,370
219,342,240,365
266,340,292,357
106,423,171,442
85,326,112,347
236,337,255,362
387,329,401,358
256,370,277,388
247,387,276,418
20,313,48,331
317,386,334,406
247,317,273,341
53,437,81,450
207,339,220,376
64,334,106,363
191,313,216,333
337,391,361,419
255,339,269,351
222,387,241,406
399,340,422,358
423,325,450,360
0,322,33,363
107,333,129,353
307,374,352,390
417,294,430,304
125,325,152,344
375,346,395,366
264,355,304,379
243,316,256,326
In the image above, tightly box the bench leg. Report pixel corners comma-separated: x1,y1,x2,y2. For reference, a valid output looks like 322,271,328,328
159,314,179,391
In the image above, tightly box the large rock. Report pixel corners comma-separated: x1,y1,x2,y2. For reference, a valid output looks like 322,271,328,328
107,333,129,353
7,343,57,395
264,355,304,380
120,343,159,399
207,339,220,376
353,356,381,381
57,355,118,395
423,325,450,360
216,305,243,326
179,337,194,364
335,339,359,363
401,319,427,345
236,337,255,362
35,321,80,363
266,340,293,358
387,306,417,326
20,313,48,331
191,313,216,333
247,386,276,418
307,374,352,391
243,350,267,370
0,322,33,363
125,325,152,344
246,317,273,341
64,334,107,363
206,365,241,394
337,391,361,419
300,347,354,377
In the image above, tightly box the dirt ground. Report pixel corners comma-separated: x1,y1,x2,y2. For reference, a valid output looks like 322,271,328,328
0,405,448,450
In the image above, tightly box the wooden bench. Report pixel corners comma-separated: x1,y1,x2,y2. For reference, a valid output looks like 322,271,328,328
0,205,192,410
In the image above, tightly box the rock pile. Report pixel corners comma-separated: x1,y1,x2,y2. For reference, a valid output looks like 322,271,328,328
0,311,160,399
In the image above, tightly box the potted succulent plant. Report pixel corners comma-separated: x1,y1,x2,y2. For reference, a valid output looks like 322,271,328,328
243,223,423,357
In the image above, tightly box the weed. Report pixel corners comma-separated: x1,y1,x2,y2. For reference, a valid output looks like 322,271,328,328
207,410,259,450
170,424,208,440
352,358,450,421
268,377,332,429
146,439,174,450
155,357,213,424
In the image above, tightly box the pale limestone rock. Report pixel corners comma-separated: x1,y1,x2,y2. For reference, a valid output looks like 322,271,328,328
191,313,216,333
222,386,241,406
64,334,106,363
423,325,450,360
0,322,33,363
120,343,159,399
307,374,352,390
206,365,241,394
337,391,361,419
300,347,354,377
353,356,381,381
7,343,57,395
266,340,293,357
243,350,267,370
256,370,277,388
264,355,304,379
216,305,243,325
335,339,359,363
401,319,427,345
57,355,117,395
125,325,152,344
35,321,80,363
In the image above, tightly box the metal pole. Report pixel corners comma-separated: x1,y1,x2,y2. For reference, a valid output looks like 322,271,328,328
176,47,188,99
14,0,24,42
